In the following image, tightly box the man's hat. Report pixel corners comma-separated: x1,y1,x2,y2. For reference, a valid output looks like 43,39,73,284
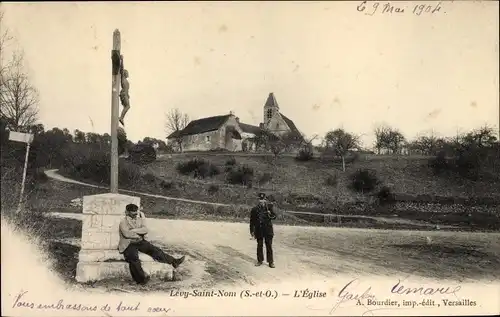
126,203,139,212
258,192,266,200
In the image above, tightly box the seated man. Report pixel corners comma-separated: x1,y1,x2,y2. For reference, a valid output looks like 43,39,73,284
118,203,185,284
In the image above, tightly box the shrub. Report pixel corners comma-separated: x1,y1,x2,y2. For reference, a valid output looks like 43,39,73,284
377,186,395,205
225,157,237,166
129,144,156,165
455,149,482,180
61,147,141,186
143,173,157,184
195,162,220,179
428,151,449,175
295,148,314,162
30,168,49,183
207,184,219,195
325,173,338,187
160,180,174,190
176,158,219,179
258,172,273,185
226,165,254,185
349,169,379,193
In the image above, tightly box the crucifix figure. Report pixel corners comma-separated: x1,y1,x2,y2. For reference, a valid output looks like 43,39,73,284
119,55,130,126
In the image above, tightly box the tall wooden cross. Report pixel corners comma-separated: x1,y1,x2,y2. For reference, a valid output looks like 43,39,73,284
110,29,121,193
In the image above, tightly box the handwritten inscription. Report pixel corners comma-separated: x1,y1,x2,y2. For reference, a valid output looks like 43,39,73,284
391,279,461,296
357,1,444,16
330,278,376,313
12,291,171,315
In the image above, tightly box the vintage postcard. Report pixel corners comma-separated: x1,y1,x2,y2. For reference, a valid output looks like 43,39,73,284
1,1,499,316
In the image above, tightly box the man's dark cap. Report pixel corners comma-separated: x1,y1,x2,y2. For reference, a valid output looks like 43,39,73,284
126,203,139,212
258,192,266,199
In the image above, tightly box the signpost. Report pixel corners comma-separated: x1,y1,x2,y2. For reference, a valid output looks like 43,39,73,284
8,131,34,213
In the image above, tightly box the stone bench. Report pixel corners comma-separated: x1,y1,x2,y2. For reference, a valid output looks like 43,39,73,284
76,249,173,283
75,193,173,283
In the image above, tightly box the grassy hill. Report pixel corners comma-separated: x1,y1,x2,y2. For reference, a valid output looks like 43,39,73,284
142,152,500,210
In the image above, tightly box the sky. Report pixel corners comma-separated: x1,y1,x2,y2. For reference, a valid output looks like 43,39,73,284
2,1,499,147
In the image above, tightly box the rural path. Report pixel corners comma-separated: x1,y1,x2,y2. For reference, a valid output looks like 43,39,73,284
50,212,500,289
43,169,451,229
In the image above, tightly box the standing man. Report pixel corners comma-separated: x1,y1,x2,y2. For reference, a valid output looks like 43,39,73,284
250,193,277,268
118,203,185,284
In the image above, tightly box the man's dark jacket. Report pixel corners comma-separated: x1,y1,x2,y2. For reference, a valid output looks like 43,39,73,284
250,202,277,238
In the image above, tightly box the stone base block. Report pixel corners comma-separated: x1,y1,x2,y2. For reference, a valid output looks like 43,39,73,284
75,260,173,283
78,249,155,262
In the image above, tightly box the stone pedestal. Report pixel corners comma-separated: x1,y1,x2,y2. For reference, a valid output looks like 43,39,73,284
75,193,172,283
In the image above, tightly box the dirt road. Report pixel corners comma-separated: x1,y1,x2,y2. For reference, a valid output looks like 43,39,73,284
50,212,500,291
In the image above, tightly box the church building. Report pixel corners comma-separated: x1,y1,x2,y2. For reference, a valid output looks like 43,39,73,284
167,92,302,152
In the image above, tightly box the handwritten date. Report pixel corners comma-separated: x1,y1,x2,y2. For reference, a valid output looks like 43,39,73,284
357,1,443,16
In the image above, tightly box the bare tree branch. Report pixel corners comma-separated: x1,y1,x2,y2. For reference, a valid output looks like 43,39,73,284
0,11,15,78
0,50,40,131
165,108,189,152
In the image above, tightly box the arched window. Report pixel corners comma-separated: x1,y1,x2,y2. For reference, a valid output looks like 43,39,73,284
266,109,273,119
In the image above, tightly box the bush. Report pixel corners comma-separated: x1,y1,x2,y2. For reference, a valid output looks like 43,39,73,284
226,165,254,185
325,173,338,187
176,158,219,179
160,180,175,190
377,186,395,205
428,151,450,175
61,146,141,186
225,157,237,166
349,169,379,193
129,144,156,165
258,172,273,185
143,173,157,184
295,148,314,162
455,149,482,180
207,184,219,195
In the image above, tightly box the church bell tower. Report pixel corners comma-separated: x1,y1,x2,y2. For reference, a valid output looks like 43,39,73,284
263,92,279,129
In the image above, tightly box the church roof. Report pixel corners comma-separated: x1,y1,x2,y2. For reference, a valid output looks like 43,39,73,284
264,92,279,108
167,114,231,138
239,122,262,135
280,113,301,136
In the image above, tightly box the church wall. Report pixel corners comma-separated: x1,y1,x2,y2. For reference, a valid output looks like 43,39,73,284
266,114,291,136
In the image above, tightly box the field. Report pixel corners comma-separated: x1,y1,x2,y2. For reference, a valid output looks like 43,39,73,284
49,151,500,231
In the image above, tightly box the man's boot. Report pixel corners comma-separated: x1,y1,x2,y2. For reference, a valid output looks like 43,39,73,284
173,256,185,269
255,261,263,266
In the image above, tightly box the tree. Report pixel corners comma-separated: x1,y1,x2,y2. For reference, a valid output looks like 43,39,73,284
324,128,360,172
373,124,390,154
409,131,445,156
142,137,168,151
461,125,497,149
0,50,40,131
165,108,189,152
0,11,13,81
373,124,406,154
26,123,45,136
74,129,86,143
386,129,406,154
